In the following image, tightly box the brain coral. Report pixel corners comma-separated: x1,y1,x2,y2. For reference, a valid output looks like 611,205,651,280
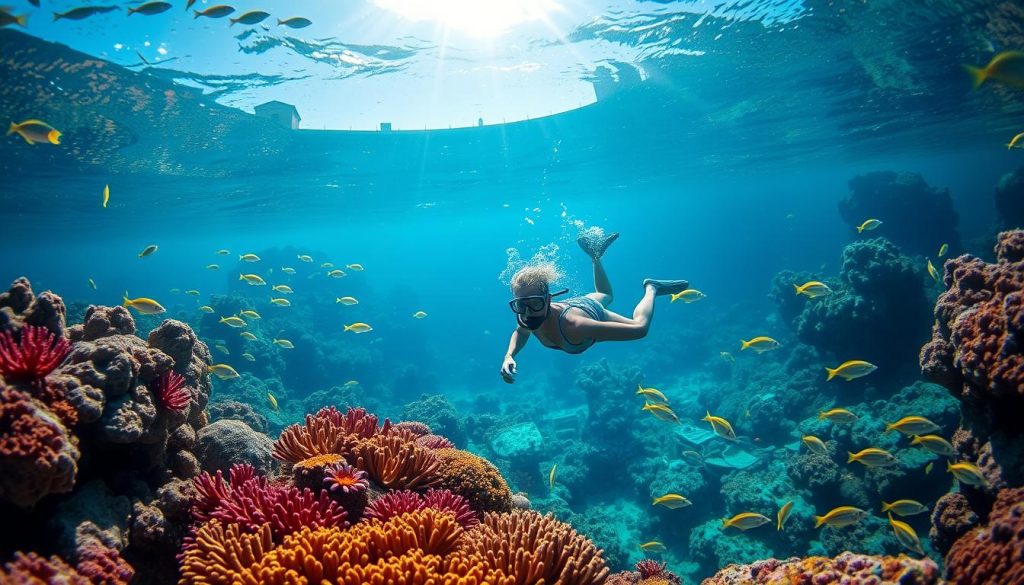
433,447,513,514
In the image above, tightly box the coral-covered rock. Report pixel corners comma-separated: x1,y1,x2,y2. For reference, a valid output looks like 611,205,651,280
944,486,1024,585
0,551,90,584
995,166,1024,231
433,448,513,514
207,399,268,433
0,386,79,507
194,419,275,475
700,551,941,584
929,491,979,556
401,393,466,448
838,171,961,256
0,277,67,336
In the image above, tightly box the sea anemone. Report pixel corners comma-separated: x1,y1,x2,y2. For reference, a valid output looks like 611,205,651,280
422,488,479,529
635,559,667,579
152,370,190,412
364,490,423,523
0,325,70,383
323,463,369,494
272,413,359,468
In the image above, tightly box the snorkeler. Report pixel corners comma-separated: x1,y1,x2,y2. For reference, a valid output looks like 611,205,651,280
500,231,688,383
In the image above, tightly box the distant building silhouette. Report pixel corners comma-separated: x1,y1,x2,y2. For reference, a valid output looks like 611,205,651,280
254,101,300,129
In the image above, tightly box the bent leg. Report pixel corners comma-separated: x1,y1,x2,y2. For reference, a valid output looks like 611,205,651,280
588,258,613,307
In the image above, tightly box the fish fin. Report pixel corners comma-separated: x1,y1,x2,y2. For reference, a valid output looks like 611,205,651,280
881,502,892,512
847,452,856,464
857,225,865,233
52,11,61,20
193,9,201,17
883,422,894,433
6,122,15,136
127,6,136,14
229,17,237,25
276,18,283,24
963,64,985,89
122,292,130,306
740,339,749,350
825,367,837,381
48,130,60,144
15,12,26,25
813,515,824,528
793,283,801,295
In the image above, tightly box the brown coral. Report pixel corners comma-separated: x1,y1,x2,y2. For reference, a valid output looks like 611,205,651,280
0,551,90,584
459,510,610,585
0,386,79,507
433,448,513,514
944,486,1024,585
352,432,442,491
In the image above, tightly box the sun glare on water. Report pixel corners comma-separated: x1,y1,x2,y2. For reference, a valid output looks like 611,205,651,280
373,0,559,37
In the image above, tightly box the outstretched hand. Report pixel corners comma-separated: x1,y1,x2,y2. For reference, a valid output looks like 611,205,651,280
500,356,517,384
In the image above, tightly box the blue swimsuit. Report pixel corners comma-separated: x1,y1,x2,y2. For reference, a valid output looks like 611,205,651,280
553,296,607,354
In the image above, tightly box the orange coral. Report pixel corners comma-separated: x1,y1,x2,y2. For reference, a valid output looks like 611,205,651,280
353,433,442,491
432,448,513,514
178,520,274,585
459,510,610,585
271,413,358,469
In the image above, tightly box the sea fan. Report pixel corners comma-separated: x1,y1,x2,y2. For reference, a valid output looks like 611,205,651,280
0,325,70,382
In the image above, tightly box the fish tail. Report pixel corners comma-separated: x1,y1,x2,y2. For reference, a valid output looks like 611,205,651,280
814,515,825,529
946,461,953,472
825,367,837,381
127,6,136,15
847,452,856,464
122,292,130,307
963,64,986,89
229,17,237,25
239,273,244,280
721,518,730,528
48,130,60,144
277,18,283,25
881,502,892,512
740,339,749,350
52,12,61,21
857,225,865,233
193,10,201,18
343,324,351,332
16,13,27,26
883,422,895,433
6,122,16,136
793,283,801,295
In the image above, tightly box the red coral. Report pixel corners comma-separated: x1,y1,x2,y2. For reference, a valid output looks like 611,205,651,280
313,406,384,439
395,421,433,437
945,486,1024,585
0,325,70,382
190,463,346,540
75,542,134,584
323,463,369,494
423,488,479,529
152,370,190,412
364,490,423,523
1,551,90,584
635,559,667,579
0,387,78,507
417,434,455,449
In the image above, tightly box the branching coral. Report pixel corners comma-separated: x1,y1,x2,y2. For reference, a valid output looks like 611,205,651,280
459,510,610,585
433,448,513,514
0,324,70,382
1,551,90,584
417,434,455,449
153,370,190,412
178,520,274,585
352,432,442,490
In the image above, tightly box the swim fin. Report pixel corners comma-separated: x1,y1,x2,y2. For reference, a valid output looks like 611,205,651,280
643,278,689,296
577,231,619,260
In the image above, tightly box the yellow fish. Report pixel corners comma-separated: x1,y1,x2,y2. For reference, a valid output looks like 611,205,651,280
722,512,771,531
281,267,296,274
793,281,832,298
777,501,794,531
138,244,158,258
702,410,736,441
343,380,359,387
549,464,556,489
924,461,933,475
636,384,669,406
215,344,230,355
857,218,882,233
885,416,940,436
642,403,680,424
910,434,955,457
88,278,97,290
346,263,364,271
938,243,949,257
881,500,928,517
652,494,691,509
947,461,987,486
7,119,61,145
273,338,294,348
185,290,200,296
719,351,735,364
240,332,257,341
927,259,940,283
297,254,313,262
818,408,858,424
219,316,246,328
270,298,291,307
242,352,256,362
216,249,230,255
336,296,359,305
638,541,666,553
740,336,780,353
344,322,373,334
123,293,165,315
267,392,279,411
847,448,898,468
206,264,219,270
271,285,293,294
670,289,705,303
320,262,334,268
825,360,877,382
239,310,261,320
965,51,1024,89
199,305,214,313
327,269,347,278
413,311,428,319
802,435,829,456
102,184,110,208
207,364,240,380
239,273,266,286
888,513,924,555
814,506,867,529
239,253,260,262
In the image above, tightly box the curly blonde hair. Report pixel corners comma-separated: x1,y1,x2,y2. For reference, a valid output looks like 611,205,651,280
511,262,563,294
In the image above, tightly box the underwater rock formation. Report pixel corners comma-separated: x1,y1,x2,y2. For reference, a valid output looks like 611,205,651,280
944,486,1024,585
995,166,1024,231
401,393,467,447
700,551,941,584
771,237,930,379
838,171,960,256
194,418,275,474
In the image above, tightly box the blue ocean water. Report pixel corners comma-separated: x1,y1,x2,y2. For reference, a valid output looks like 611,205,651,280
1,0,1024,582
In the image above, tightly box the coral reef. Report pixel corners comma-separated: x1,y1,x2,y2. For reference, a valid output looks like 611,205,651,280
700,551,941,584
838,170,960,256
401,393,467,447
944,486,1024,584
433,447,514,514
995,166,1024,231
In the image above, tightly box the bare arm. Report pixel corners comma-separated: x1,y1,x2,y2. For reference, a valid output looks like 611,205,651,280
501,327,530,383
